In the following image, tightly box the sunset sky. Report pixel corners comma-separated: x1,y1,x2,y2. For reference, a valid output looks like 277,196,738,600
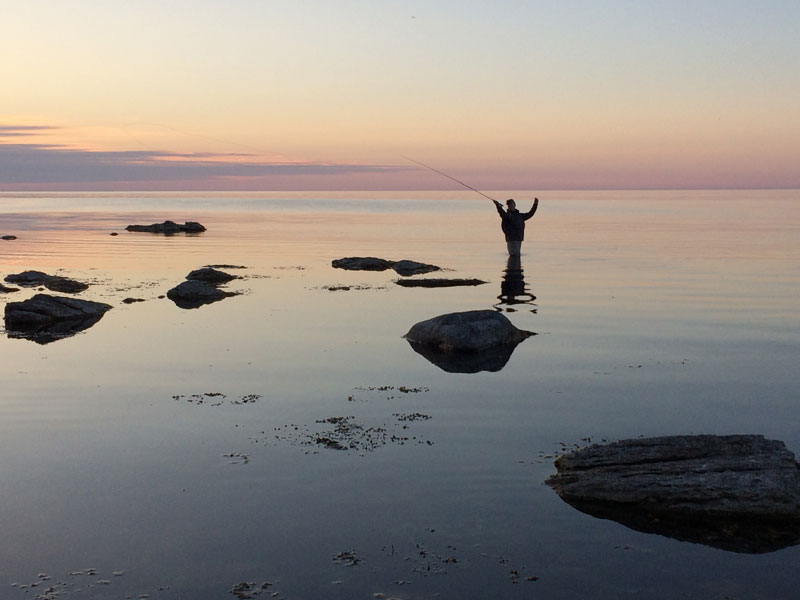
2,0,798,191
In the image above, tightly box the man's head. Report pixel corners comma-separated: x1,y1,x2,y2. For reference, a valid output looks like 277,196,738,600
506,199,516,210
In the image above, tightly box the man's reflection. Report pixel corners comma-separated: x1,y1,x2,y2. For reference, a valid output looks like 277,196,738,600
495,255,536,312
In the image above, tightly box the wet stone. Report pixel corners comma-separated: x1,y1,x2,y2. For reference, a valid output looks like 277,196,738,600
546,434,800,553
395,278,486,288
4,293,112,344
5,270,88,293
230,581,272,599
125,220,206,234
187,267,238,283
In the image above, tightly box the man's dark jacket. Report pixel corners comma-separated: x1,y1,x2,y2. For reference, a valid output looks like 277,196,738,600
495,200,538,242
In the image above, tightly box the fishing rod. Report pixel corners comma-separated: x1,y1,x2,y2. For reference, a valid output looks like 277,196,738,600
403,156,498,202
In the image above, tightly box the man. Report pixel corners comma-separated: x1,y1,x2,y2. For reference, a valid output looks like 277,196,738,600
492,197,539,256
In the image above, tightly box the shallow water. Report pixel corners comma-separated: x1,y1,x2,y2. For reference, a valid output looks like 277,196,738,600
1,190,799,598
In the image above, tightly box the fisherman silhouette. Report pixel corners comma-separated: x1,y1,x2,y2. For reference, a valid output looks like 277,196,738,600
492,198,538,256
495,254,536,312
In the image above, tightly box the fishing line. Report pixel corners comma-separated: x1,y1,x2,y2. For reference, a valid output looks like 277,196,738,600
402,156,497,202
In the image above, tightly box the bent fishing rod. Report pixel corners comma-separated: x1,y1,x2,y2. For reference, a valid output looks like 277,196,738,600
402,156,498,203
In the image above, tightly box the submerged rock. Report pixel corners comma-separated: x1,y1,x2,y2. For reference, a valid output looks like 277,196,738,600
2,235,17,240
125,220,206,234
332,257,395,271
5,270,88,293
0,283,19,293
4,293,112,344
546,435,800,553
395,278,487,288
404,310,534,373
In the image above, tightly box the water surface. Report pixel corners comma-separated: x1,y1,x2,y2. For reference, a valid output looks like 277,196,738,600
1,190,799,598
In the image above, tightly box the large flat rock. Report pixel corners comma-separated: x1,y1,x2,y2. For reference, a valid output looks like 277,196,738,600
546,435,800,553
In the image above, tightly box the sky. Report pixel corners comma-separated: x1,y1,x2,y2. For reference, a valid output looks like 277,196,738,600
1,0,799,191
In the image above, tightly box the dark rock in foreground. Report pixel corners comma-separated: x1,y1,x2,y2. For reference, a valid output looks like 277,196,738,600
5,270,88,293
332,257,395,271
0,283,19,293
4,293,112,344
125,220,206,234
403,310,534,373
396,278,487,288
2,235,17,240
546,435,800,553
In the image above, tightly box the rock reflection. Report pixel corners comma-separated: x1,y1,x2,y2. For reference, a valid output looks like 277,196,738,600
495,255,536,312
406,339,528,373
557,498,800,554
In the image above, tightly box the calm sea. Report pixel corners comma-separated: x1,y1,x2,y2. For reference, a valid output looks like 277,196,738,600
1,190,799,599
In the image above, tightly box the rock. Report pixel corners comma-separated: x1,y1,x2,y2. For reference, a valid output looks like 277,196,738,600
403,310,534,373
2,235,17,240
187,267,237,284
166,280,237,309
181,221,206,233
43,276,89,293
546,435,800,553
4,293,112,344
395,278,487,288
332,257,395,271
125,220,206,234
167,267,239,308
391,260,441,276
0,283,19,293
404,310,534,353
204,264,247,270
122,297,146,304
331,257,444,275
5,270,53,286
5,270,88,293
